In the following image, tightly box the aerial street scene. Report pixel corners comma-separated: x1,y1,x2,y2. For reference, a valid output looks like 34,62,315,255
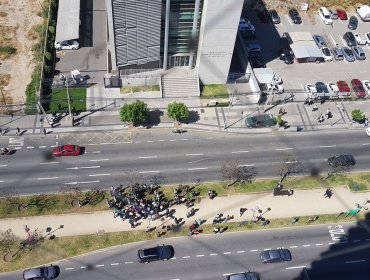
1,0,370,279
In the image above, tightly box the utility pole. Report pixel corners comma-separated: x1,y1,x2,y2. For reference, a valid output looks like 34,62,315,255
66,76,73,125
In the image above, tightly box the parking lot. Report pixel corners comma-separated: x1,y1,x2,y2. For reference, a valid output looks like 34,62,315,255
243,8,370,100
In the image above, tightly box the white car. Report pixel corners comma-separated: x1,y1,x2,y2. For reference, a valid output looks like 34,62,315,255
318,7,333,25
362,80,370,96
365,32,370,45
326,82,339,98
304,84,317,98
55,40,79,50
266,83,284,94
321,47,333,61
239,18,255,32
366,127,370,136
354,33,367,45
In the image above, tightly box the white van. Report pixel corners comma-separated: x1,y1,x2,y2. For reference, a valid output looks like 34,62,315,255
318,7,333,25
55,40,79,51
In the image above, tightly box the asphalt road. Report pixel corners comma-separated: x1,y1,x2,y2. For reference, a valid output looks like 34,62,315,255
0,129,369,194
1,222,369,280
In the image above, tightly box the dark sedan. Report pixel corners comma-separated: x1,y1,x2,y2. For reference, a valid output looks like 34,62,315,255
289,8,302,24
343,31,357,47
23,265,60,280
327,155,356,167
138,245,174,263
227,272,260,280
348,15,358,30
269,9,280,24
260,248,292,264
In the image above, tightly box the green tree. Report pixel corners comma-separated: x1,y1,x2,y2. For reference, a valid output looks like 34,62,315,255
167,102,189,123
119,100,148,124
351,109,365,122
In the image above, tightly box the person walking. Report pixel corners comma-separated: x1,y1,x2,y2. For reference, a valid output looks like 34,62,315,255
16,127,20,136
239,207,247,217
43,128,47,135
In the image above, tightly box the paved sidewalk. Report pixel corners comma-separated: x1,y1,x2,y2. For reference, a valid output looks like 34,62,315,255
1,187,368,238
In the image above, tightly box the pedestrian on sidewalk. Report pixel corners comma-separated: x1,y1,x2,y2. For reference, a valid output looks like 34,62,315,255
43,128,47,135
239,207,247,217
16,127,20,136
324,188,333,198
0,128,2,135
312,104,318,111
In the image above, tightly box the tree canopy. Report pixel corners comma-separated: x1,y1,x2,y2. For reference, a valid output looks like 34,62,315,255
120,100,148,124
167,102,189,123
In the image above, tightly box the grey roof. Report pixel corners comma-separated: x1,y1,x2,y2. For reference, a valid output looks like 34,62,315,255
291,42,323,59
253,68,274,84
55,0,80,43
112,0,162,67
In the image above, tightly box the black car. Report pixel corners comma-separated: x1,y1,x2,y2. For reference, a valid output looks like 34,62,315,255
289,8,302,24
23,265,60,280
327,155,356,167
280,49,294,64
138,245,174,263
227,271,260,280
260,248,292,264
249,53,266,68
270,9,280,24
348,16,358,30
343,31,357,47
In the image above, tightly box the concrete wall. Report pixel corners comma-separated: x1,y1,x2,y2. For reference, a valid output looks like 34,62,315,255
196,0,244,84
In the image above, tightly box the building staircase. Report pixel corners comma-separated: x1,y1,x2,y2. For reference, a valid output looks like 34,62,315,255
161,68,200,97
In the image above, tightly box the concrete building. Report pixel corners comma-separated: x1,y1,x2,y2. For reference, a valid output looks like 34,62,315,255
104,0,249,97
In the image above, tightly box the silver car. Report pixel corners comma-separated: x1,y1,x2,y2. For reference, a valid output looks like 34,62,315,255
341,47,355,62
331,47,344,60
351,46,366,60
313,35,327,48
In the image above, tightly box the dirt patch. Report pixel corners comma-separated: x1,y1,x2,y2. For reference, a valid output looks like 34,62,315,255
0,0,43,104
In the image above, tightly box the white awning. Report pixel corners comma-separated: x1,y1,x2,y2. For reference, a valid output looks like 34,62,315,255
291,42,323,59
253,68,274,84
55,0,80,43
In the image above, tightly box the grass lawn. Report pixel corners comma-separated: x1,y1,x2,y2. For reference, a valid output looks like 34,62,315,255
1,212,368,273
201,84,229,98
46,88,86,113
121,85,160,94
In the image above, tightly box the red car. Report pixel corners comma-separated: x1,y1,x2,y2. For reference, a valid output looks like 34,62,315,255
336,9,348,20
52,145,81,157
351,79,366,98
337,80,350,95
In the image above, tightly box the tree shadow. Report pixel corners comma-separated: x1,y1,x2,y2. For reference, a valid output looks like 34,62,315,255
184,110,200,124
145,109,164,128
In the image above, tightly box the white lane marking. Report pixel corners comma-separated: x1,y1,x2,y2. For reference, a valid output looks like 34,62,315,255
64,181,100,185
180,138,188,141
285,161,297,164
146,141,154,143
39,146,46,148
14,147,22,150
135,141,142,143
223,252,231,255
316,243,323,246
263,248,271,250
124,261,133,264
238,164,255,167
188,167,208,171
303,245,311,247
196,254,204,257
188,159,205,164
40,162,59,165
223,272,245,276
250,249,258,252
186,153,204,156
319,145,336,148
182,256,190,259
27,146,35,149
171,257,177,260
90,159,109,162
80,266,86,269
139,171,159,174
329,34,337,45
362,143,370,146
81,166,100,169
286,266,306,270
345,260,365,264
96,264,104,267
139,156,158,159
86,151,101,154
290,246,297,248
275,148,293,151
231,150,249,154
237,250,245,253
0,164,8,167
328,242,335,244
210,253,218,256
0,180,5,183
65,267,74,270
37,177,58,180
89,174,110,177
110,263,119,266
170,139,176,142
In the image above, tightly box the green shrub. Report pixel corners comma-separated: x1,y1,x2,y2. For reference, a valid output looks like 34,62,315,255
351,109,365,122
44,65,52,74
0,46,17,55
48,25,55,34
44,52,52,61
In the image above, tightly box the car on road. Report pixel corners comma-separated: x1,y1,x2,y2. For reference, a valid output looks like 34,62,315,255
366,127,370,136
313,35,327,48
348,15,358,30
55,40,79,51
227,272,260,280
260,248,292,264
331,47,344,60
354,33,367,45
304,84,317,98
327,155,356,167
318,7,333,25
351,79,366,98
337,9,348,20
288,8,302,24
365,32,370,45
329,9,338,19
362,80,370,95
341,47,355,62
52,145,81,157
337,80,351,96
351,46,366,60
23,265,60,280
239,18,255,32
245,114,275,128
269,9,280,24
343,31,357,47
138,245,174,263
321,47,332,61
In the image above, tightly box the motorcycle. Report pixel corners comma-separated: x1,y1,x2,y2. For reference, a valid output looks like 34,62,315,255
1,148,12,155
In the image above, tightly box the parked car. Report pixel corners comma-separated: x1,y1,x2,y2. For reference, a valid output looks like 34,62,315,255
327,155,356,167
313,35,327,48
365,32,370,45
304,84,317,98
337,80,351,96
260,249,292,264
257,9,270,23
55,40,79,51
239,18,255,32
341,47,356,62
351,79,366,97
280,49,294,64
23,265,60,280
343,32,357,47
249,55,266,68
52,145,81,157
269,9,280,24
138,245,174,263
366,127,370,137
354,33,367,45
351,46,366,60
331,47,344,60
265,83,284,94
327,82,339,98
336,9,348,20
321,47,332,61
348,15,358,29
246,43,262,53
245,114,275,128
329,9,338,19
318,7,333,25
316,82,329,99
289,8,302,24
227,272,260,280
362,80,370,95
